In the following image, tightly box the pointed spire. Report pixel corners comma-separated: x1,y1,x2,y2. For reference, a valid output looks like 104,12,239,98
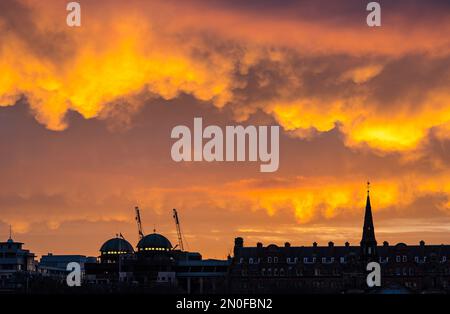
361,181,377,257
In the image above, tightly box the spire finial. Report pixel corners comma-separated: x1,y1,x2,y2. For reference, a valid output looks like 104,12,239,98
367,181,370,196
9,225,12,240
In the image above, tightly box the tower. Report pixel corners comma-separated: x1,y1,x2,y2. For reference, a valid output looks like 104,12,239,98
360,182,377,259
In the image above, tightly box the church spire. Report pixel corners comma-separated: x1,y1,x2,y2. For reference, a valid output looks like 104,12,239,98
361,182,377,259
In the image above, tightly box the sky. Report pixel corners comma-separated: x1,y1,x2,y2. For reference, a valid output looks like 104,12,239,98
0,0,450,259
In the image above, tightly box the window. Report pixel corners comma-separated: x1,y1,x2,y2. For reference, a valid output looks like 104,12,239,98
239,258,244,264
261,268,265,276
340,257,346,264
442,256,447,263
287,257,291,264
415,256,419,263
294,257,298,263
274,257,278,263
303,257,308,264
249,258,254,264
330,257,334,263
402,255,407,262
396,256,401,263
368,247,372,254
267,257,272,263
322,257,327,264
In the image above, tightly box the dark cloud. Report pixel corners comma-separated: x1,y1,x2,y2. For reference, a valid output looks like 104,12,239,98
0,0,74,61
369,54,450,110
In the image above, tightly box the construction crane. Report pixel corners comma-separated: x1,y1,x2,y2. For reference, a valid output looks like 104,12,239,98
135,206,145,239
173,208,184,251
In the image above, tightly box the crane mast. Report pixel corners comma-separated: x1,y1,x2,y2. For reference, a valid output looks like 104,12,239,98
173,208,184,251
135,206,144,239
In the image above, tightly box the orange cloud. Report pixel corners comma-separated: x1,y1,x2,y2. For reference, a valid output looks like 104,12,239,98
1,0,449,153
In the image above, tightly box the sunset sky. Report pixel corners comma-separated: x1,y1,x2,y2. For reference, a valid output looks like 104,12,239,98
1,0,450,259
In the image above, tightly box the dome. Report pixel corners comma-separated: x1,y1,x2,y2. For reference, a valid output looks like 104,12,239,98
100,237,134,254
137,233,172,251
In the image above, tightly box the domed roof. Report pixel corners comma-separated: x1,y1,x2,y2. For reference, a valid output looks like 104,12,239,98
137,233,172,250
100,237,134,253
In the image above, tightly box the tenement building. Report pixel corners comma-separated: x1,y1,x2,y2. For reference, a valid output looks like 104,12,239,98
229,189,450,294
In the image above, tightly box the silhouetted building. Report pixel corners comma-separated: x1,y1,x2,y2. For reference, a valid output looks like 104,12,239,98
229,188,450,294
38,254,96,281
0,235,36,291
84,232,229,293
2,185,449,294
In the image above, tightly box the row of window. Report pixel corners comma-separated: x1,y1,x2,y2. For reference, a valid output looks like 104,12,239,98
258,268,331,277
138,247,170,251
240,255,448,264
249,266,450,277
103,251,129,255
